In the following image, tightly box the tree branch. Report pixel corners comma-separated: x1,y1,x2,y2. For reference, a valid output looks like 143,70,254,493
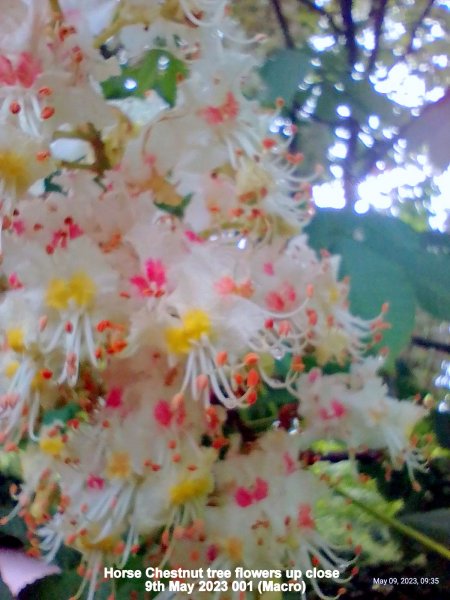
412,336,450,354
367,0,389,73
270,0,295,49
406,0,436,55
342,117,360,208
339,0,358,68
296,0,345,37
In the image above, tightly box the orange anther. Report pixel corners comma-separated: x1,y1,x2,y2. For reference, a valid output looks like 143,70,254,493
243,352,259,366
215,351,228,366
9,101,20,114
246,369,260,388
40,106,55,120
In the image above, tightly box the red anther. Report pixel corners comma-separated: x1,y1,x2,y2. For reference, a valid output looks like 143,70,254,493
72,46,83,63
38,86,53,97
212,437,228,449
65,321,73,333
9,101,21,114
215,350,228,366
36,150,50,161
246,389,257,405
45,244,54,254
40,369,53,380
264,319,274,331
96,320,111,332
262,138,276,150
243,352,259,366
306,309,318,326
40,106,55,120
234,373,244,386
59,25,76,41
246,369,260,388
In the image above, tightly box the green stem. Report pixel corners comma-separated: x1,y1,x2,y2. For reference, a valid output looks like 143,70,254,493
335,485,450,561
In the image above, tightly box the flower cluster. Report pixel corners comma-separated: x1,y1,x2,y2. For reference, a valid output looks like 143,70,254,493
0,2,427,599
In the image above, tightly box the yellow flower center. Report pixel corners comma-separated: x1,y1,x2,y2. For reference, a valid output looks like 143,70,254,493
78,534,119,553
6,328,25,352
170,474,213,505
0,151,30,194
46,272,97,311
165,309,211,354
39,436,64,456
316,328,348,365
224,537,243,562
4,360,19,378
328,285,340,304
106,452,131,479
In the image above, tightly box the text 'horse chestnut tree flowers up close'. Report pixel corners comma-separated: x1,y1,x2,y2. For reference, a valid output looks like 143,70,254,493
0,1,429,599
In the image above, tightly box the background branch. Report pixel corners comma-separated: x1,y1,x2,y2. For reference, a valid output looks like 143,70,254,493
406,0,436,55
296,0,345,37
367,0,389,73
270,0,295,48
339,0,358,68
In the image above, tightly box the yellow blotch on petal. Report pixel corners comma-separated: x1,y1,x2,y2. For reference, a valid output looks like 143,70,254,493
78,534,119,553
328,285,341,305
165,309,211,355
315,328,348,366
46,272,96,310
39,436,64,456
46,279,71,310
170,475,213,505
68,272,97,308
0,151,30,195
106,452,131,479
6,329,25,352
224,537,243,562
4,361,20,378
31,372,45,392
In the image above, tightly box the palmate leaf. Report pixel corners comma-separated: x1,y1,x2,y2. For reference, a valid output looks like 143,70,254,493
259,48,312,106
102,49,188,107
305,209,450,365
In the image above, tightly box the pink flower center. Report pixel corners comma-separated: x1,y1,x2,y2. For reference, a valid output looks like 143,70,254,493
0,53,42,88
200,92,239,126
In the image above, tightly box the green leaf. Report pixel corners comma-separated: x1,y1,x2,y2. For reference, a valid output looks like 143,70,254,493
314,82,343,122
400,509,450,547
336,239,416,365
260,48,312,106
306,209,450,322
102,50,188,107
409,250,450,320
